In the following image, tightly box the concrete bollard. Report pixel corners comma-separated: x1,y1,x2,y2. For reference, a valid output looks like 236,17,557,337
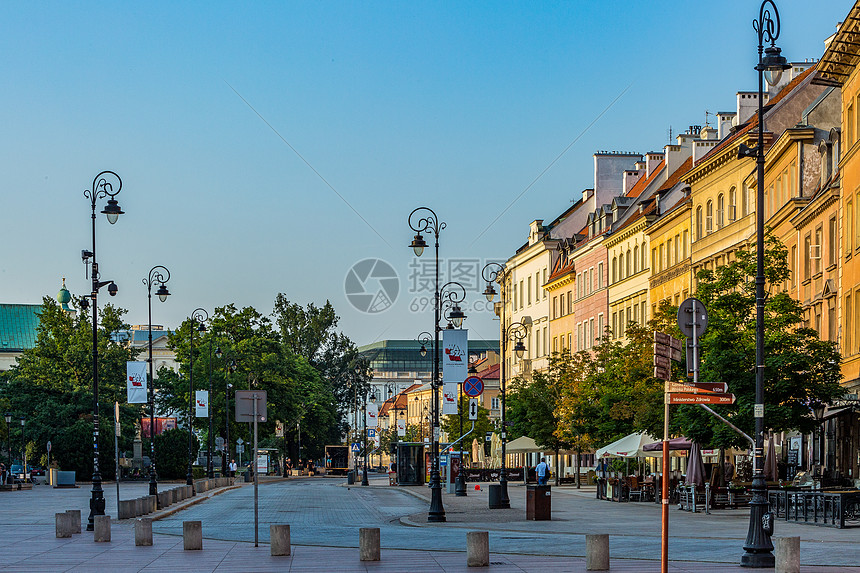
586,534,610,571
135,518,153,546
157,491,168,509
66,510,82,534
134,498,144,517
118,499,135,520
148,495,157,513
359,527,381,561
183,520,202,550
466,531,489,567
774,536,800,573
94,515,111,542
270,524,291,556
55,512,74,538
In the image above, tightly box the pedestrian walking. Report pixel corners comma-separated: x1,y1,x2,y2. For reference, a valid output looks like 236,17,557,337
229,459,237,477
0,463,5,485
536,457,549,486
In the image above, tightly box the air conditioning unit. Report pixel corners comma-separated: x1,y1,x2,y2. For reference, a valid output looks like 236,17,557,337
728,205,737,222
810,245,822,260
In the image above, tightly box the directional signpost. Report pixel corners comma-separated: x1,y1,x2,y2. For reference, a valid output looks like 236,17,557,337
667,392,736,405
653,332,682,381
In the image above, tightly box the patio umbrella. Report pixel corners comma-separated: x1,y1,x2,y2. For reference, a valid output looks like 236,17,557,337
686,442,705,487
643,437,692,452
595,432,657,459
763,436,778,481
503,436,544,454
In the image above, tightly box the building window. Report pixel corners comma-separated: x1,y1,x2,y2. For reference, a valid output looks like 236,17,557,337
829,300,837,342
658,244,664,273
849,104,855,146
612,312,617,338
682,230,688,259
814,226,823,275
553,296,558,319
491,397,500,410
706,201,713,233
527,277,532,306
619,252,624,280
848,295,855,355
626,249,632,276
641,243,647,270
652,248,657,273
598,262,604,288
633,245,639,273
641,301,647,324
728,187,737,221
804,233,812,279
790,245,797,287
543,268,548,299
829,216,838,267
717,193,725,228
519,281,523,309
568,290,573,314
612,257,618,283
560,293,565,316
598,313,604,341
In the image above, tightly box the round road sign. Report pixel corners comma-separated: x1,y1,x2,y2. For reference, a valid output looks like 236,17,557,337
463,376,484,397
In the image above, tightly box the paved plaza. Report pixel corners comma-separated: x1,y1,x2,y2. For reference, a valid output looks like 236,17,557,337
0,476,858,571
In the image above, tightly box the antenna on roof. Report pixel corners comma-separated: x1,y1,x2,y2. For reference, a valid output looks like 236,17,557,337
668,126,673,144
704,110,711,128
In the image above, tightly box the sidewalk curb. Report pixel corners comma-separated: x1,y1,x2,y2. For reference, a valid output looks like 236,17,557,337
148,485,242,522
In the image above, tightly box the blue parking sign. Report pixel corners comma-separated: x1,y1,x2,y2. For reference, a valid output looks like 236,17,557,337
367,428,376,438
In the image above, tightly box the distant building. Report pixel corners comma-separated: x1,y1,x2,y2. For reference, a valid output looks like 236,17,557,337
0,304,42,371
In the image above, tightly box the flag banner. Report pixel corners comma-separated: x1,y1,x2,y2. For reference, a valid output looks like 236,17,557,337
442,329,468,383
396,417,406,436
126,361,147,404
442,383,458,415
195,390,209,417
366,402,378,428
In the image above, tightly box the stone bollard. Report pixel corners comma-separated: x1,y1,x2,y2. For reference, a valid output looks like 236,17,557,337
183,520,202,550
135,518,153,546
118,500,135,520
55,512,74,538
157,491,168,509
359,527,381,561
586,534,610,571
466,531,489,567
94,515,111,542
270,524,291,556
66,510,82,534
149,495,157,513
774,536,800,573
135,498,144,517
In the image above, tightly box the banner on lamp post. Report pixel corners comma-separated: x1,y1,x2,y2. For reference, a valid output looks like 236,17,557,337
442,383,458,415
126,361,147,404
366,402,378,428
442,329,468,383
396,417,406,437
195,390,209,417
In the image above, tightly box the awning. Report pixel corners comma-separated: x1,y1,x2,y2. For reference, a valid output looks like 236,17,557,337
823,405,856,420
595,432,657,459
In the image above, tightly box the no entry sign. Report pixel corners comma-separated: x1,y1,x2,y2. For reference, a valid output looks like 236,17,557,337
463,376,484,397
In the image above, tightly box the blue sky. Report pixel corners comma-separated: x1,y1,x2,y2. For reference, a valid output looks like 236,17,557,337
0,1,847,348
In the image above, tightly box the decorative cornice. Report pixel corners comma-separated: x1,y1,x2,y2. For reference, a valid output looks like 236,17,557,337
649,260,691,289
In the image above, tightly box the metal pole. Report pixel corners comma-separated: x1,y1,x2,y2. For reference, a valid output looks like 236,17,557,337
147,286,158,496
455,379,466,496
499,316,510,507
253,393,259,547
428,231,445,522
362,392,369,486
188,324,195,486
207,340,214,479
87,199,104,531
115,402,120,517
661,400,669,573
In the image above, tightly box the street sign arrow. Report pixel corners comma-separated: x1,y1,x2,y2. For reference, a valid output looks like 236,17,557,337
654,354,671,370
469,398,478,421
654,343,671,358
654,366,671,381
666,392,736,405
665,381,728,394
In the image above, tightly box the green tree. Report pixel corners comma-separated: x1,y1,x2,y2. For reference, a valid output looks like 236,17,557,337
5,297,138,477
676,232,843,448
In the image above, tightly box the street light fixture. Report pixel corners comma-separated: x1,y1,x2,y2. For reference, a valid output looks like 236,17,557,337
409,205,470,523
737,2,791,568
143,266,170,497
362,391,377,486
482,262,528,509
82,170,123,531
187,308,209,487
19,417,26,482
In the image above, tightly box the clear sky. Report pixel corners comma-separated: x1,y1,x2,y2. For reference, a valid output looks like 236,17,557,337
0,1,848,348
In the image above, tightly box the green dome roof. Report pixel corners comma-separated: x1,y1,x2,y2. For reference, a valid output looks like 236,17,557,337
57,278,72,311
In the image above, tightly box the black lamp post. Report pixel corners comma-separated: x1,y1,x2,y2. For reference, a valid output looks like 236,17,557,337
455,361,477,497
813,404,826,476
19,417,25,481
4,413,11,468
217,348,235,476
187,308,208,487
206,336,215,479
482,262,527,509
143,266,170,497
362,389,375,486
737,1,791,567
81,170,123,531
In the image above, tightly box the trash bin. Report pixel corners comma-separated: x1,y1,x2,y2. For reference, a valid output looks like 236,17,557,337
244,469,253,483
347,470,355,485
388,471,397,486
526,485,551,520
488,484,503,509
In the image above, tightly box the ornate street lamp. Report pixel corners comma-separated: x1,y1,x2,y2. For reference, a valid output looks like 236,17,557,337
737,1,791,568
142,266,170,497
4,413,11,468
81,170,123,531
482,262,528,509
187,308,208,487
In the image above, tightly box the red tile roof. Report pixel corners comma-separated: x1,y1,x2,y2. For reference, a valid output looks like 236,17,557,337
626,161,665,198
658,157,693,192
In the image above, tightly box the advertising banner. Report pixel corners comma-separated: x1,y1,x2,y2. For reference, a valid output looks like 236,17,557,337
126,361,147,404
195,390,209,417
442,383,458,415
366,402,378,428
442,329,468,383
396,417,406,437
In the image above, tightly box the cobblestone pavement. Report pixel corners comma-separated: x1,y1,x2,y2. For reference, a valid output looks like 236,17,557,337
0,476,858,571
